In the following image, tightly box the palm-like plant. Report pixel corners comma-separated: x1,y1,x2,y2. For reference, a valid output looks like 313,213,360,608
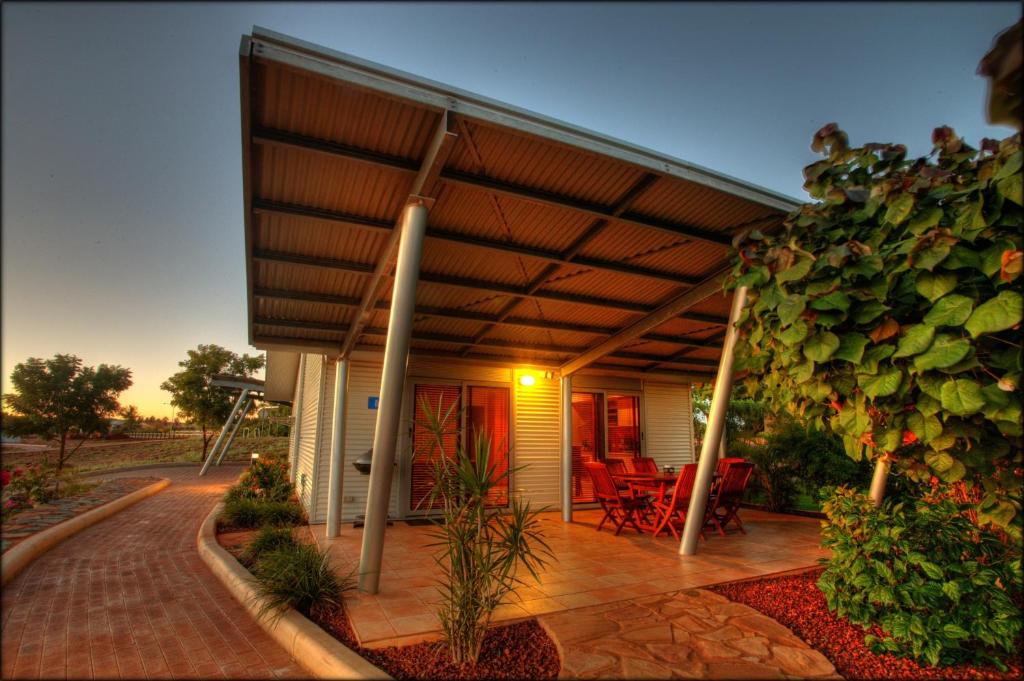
415,396,552,666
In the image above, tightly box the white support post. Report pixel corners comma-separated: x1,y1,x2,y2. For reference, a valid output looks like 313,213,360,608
680,287,747,555
326,358,349,538
215,397,253,465
290,355,307,483
560,374,573,522
358,202,429,594
868,456,890,507
718,431,727,461
200,389,249,476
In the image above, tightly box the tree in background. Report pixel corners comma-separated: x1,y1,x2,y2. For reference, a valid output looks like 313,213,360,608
3,355,132,481
160,344,264,460
119,405,142,432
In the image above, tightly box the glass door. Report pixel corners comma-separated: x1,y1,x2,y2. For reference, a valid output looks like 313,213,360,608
571,392,605,503
607,394,641,460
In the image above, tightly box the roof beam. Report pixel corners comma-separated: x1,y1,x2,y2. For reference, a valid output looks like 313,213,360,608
337,111,459,357
253,316,719,364
252,199,699,286
248,126,741,248
253,285,728,331
560,264,731,376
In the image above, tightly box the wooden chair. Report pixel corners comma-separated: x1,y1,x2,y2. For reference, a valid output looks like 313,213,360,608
634,457,659,474
584,461,649,536
715,457,747,478
704,461,754,536
649,464,700,539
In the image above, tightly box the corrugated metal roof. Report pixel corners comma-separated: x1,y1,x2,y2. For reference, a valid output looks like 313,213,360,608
241,29,799,379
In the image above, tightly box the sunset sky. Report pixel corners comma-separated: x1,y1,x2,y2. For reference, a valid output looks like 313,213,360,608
2,2,1019,418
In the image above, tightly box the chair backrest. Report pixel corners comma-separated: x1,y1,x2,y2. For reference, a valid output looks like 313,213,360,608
634,457,659,474
605,458,628,477
667,464,698,509
584,461,621,501
716,457,747,478
717,461,754,500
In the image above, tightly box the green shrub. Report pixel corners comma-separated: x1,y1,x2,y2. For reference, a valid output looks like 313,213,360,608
818,487,1022,668
221,499,304,528
240,526,298,567
415,397,551,666
250,542,351,621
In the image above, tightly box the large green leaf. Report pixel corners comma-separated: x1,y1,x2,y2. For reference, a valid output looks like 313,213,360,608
779,320,809,346
907,411,942,442
940,379,985,416
835,333,870,363
858,368,903,398
804,332,840,362
883,193,915,225
892,324,935,359
923,294,974,327
913,335,971,371
964,290,1023,338
777,294,806,327
914,271,957,302
810,290,851,312
775,256,813,283
997,172,1023,206
925,450,954,473
913,242,951,271
907,207,943,235
916,373,946,400
852,301,890,324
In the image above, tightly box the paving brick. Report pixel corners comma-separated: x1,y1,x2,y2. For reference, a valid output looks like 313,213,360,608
0,467,303,679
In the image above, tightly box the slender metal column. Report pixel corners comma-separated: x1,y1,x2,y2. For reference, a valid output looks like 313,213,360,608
215,397,253,465
290,355,308,483
560,375,573,522
326,359,350,538
680,287,748,555
358,202,429,594
718,431,728,461
868,456,890,507
200,389,249,476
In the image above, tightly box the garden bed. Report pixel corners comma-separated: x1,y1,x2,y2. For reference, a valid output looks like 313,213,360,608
709,568,1023,681
214,523,560,680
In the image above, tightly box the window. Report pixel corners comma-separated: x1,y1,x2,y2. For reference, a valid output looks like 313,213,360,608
571,392,642,504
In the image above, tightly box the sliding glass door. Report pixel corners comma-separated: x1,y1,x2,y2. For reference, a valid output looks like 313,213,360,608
571,391,642,504
409,382,510,512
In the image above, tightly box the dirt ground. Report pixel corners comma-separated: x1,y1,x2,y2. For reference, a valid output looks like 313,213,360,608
0,436,290,473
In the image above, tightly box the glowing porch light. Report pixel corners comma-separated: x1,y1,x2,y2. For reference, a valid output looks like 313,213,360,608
519,374,536,387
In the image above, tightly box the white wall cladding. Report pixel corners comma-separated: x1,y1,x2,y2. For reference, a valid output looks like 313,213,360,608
295,354,325,516
287,355,305,479
512,370,561,508
311,359,336,524
643,382,695,468
340,360,398,521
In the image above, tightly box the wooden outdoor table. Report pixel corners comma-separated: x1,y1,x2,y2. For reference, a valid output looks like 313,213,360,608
613,473,678,505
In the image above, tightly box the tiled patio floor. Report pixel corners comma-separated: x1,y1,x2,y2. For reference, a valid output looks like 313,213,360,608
317,508,828,646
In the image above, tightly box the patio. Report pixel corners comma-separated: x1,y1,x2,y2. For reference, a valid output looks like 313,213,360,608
315,508,828,646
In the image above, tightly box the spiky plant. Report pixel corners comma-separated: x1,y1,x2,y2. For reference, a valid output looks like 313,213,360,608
415,396,552,666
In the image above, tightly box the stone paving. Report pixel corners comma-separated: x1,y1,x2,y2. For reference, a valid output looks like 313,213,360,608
1,477,159,554
0,466,305,679
539,587,840,680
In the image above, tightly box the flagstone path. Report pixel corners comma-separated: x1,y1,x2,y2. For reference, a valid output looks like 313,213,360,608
1,477,160,554
539,587,841,679
0,466,304,679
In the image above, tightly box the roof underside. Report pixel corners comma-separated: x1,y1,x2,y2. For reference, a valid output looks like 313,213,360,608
240,28,798,381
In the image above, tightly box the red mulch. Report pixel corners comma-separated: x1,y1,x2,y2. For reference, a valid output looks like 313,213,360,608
709,568,1023,681
312,604,560,680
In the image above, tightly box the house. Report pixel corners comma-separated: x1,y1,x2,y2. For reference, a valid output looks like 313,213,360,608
238,27,799,592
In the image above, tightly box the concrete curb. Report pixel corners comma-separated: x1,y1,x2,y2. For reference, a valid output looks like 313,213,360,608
196,503,391,680
1,477,172,586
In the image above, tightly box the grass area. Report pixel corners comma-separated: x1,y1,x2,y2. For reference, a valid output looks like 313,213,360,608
0,436,289,474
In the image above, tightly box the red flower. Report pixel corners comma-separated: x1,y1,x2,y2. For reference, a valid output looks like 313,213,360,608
1,469,10,487
901,430,918,446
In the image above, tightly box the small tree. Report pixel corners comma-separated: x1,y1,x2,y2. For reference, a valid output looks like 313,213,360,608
160,344,264,460
119,405,142,432
728,125,1022,536
3,355,132,479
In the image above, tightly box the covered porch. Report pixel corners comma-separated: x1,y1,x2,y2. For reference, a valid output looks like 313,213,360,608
314,508,827,646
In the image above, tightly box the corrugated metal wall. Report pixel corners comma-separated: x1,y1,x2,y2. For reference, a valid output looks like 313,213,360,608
311,359,336,524
340,361,397,521
287,355,305,480
295,354,324,516
642,382,695,467
512,370,561,509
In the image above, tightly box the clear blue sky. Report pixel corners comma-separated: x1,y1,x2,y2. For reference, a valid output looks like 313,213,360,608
2,1,1019,416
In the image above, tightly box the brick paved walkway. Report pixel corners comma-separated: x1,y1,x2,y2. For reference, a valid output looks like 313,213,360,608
0,467,305,679
1,477,160,554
